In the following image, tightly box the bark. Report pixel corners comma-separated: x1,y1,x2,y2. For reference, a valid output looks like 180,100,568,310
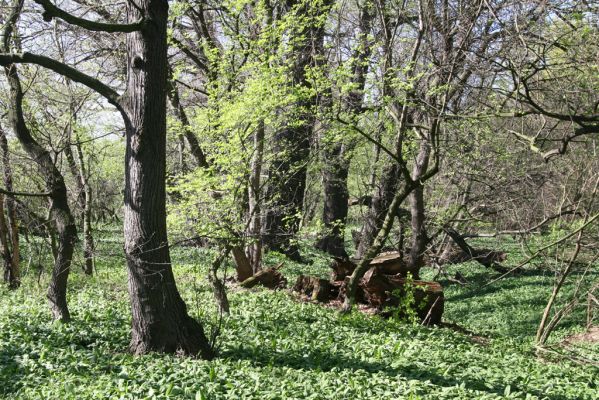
263,0,332,260
74,140,94,275
122,0,212,358
4,63,76,321
62,88,94,275
293,275,336,302
166,68,209,169
63,134,86,212
239,265,287,290
208,247,230,315
355,162,400,259
315,144,350,258
246,122,264,272
232,246,253,282
0,194,14,285
406,139,432,279
316,4,373,258
0,125,19,288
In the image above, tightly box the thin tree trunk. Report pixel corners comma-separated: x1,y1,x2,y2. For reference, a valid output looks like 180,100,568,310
0,193,14,285
5,63,76,321
246,121,264,272
0,125,19,287
356,162,400,259
167,67,209,169
74,140,94,275
122,0,212,358
407,138,432,279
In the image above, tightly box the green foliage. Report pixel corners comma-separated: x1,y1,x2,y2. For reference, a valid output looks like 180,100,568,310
388,273,423,325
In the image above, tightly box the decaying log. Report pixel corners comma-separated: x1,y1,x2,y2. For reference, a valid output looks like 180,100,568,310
369,251,410,275
330,257,356,281
240,264,287,289
331,251,411,280
442,228,509,273
293,275,339,302
299,255,444,324
232,246,253,281
359,267,396,308
386,275,444,325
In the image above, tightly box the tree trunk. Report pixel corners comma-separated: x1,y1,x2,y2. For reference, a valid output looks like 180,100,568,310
74,140,94,275
0,194,14,285
263,0,332,260
316,144,350,258
122,0,212,358
316,4,373,259
406,138,432,279
246,122,264,271
356,162,400,259
5,64,76,321
167,68,209,169
0,125,19,288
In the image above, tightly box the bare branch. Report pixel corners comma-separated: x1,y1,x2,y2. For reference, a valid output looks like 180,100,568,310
0,52,121,108
0,186,51,197
33,0,145,33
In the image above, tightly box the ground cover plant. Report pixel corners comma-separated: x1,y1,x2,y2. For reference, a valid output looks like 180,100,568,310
0,235,597,400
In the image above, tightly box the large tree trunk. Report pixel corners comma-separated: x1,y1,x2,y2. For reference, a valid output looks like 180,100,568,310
316,4,373,259
263,0,332,260
122,0,212,358
5,64,76,321
316,145,350,258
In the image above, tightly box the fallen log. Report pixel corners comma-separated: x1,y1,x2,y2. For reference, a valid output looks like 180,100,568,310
386,275,444,325
240,264,287,289
330,257,356,281
369,251,410,275
356,267,444,324
293,275,339,302
442,228,509,273
330,251,411,281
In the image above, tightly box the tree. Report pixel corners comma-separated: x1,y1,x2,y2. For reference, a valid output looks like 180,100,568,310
0,0,213,357
315,0,374,259
262,0,333,260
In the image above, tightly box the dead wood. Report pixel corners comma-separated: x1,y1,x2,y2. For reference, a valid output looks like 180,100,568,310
442,228,509,273
240,264,287,289
293,275,339,302
232,246,253,282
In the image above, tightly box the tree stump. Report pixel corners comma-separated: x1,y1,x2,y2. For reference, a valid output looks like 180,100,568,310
240,267,287,289
293,275,338,302
369,251,410,275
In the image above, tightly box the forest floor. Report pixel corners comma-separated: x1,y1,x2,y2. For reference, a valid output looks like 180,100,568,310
0,229,597,399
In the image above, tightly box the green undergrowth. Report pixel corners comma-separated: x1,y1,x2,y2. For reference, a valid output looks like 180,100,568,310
0,238,597,399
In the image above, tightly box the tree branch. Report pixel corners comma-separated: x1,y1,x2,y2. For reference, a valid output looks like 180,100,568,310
0,186,51,198
33,0,145,33
0,52,121,108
